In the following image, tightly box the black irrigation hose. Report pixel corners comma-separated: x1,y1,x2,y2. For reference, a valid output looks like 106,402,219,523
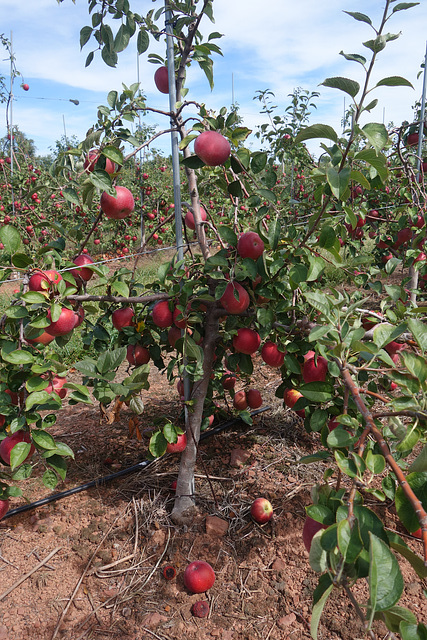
2,406,271,520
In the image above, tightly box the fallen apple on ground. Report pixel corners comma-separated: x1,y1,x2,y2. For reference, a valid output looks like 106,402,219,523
250,497,273,524
183,560,215,593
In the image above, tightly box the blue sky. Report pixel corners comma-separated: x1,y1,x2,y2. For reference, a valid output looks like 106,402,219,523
1,0,427,158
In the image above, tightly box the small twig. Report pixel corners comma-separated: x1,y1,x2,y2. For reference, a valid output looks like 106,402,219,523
0,546,61,601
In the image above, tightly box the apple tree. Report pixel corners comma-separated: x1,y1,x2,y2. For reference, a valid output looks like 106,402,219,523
0,0,426,637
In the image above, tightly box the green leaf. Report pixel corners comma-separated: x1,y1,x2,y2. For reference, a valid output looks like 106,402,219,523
2,349,34,365
114,23,131,53
299,451,332,464
74,359,98,377
102,145,123,166
299,382,334,403
408,444,427,473
228,180,243,199
373,323,406,349
363,35,388,53
250,151,267,174
339,51,367,66
46,454,67,481
309,532,329,572
255,188,277,204
392,3,420,13
337,518,363,563
11,253,33,269
42,469,59,490
26,390,59,411
10,442,32,470
137,28,149,54
344,10,372,25
377,606,417,633
307,256,325,282
89,169,113,192
62,187,80,206
354,149,388,180
218,225,237,246
295,124,337,144
401,351,427,383
0,225,21,254
361,123,389,153
365,450,386,474
181,155,205,169
97,347,126,375
111,280,130,298
22,291,48,304
408,318,427,352
349,170,371,190
399,622,427,640
321,76,360,98
5,306,28,319
80,26,93,49
326,166,351,199
129,396,144,415
368,533,403,621
375,75,414,89
149,430,168,458
310,578,333,640
327,428,355,448
395,472,427,534
31,429,57,450
335,450,361,478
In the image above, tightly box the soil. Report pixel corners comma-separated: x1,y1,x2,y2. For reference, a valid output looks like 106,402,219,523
0,358,426,640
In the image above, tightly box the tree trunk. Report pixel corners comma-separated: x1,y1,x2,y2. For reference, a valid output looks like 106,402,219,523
171,305,219,524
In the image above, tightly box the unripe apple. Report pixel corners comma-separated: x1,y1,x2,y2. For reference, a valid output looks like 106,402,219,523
183,560,215,593
166,432,187,453
220,282,250,314
302,356,328,383
261,341,285,368
152,300,173,328
100,186,134,220
0,431,35,466
233,327,261,355
237,231,264,260
126,344,150,366
70,254,94,282
246,389,262,409
112,307,134,330
46,308,76,336
194,131,231,166
184,206,207,231
250,497,273,523
154,66,169,93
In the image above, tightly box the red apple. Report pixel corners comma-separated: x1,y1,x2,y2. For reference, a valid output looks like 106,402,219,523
166,432,187,453
183,560,215,593
283,388,305,417
233,390,248,411
46,307,76,336
222,373,236,390
152,300,173,328
70,254,95,282
184,206,207,231
220,282,250,314
237,231,265,260
44,375,67,399
167,325,182,347
126,344,150,366
112,307,134,330
0,431,35,466
100,186,134,220
233,328,261,355
0,499,9,520
250,497,273,524
29,269,62,292
246,388,262,409
191,601,209,618
22,83,29,91
302,356,328,383
194,131,231,166
154,66,169,94
26,330,55,346
406,132,419,147
302,516,327,552
84,149,115,175
261,341,285,368
173,306,187,329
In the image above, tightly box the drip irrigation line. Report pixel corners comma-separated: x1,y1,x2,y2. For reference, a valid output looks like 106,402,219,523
2,405,271,520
